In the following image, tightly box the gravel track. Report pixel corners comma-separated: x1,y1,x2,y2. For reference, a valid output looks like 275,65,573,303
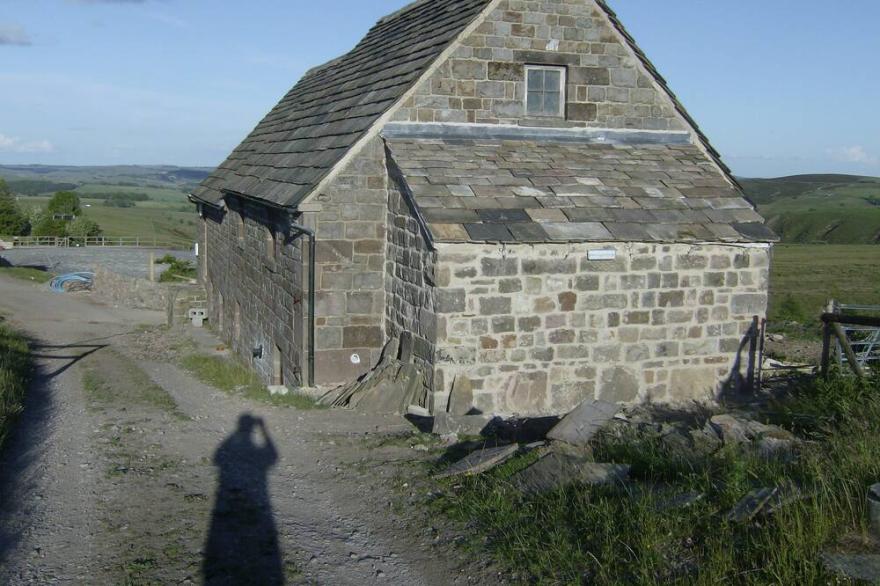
0,276,501,585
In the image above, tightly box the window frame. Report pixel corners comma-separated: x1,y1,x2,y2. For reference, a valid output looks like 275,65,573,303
524,64,567,119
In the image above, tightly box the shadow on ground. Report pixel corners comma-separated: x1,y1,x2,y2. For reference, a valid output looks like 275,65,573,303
203,414,283,585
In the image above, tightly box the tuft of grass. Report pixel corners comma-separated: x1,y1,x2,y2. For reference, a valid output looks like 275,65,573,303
430,373,880,584
180,354,322,410
0,266,53,283
0,320,31,450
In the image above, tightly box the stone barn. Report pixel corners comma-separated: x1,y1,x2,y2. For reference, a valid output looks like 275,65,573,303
190,0,777,416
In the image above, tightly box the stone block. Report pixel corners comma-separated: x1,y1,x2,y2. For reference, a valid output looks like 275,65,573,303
732,293,767,316
598,366,639,403
480,296,511,315
315,240,353,263
437,289,467,313
343,326,383,349
487,61,524,81
481,257,518,276
315,291,346,317
522,257,576,275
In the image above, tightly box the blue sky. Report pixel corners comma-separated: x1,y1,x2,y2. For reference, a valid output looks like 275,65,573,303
1,0,878,178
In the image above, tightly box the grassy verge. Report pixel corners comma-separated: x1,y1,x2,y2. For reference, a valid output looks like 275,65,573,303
82,350,187,420
0,266,53,283
429,373,880,584
0,320,31,450
180,354,322,410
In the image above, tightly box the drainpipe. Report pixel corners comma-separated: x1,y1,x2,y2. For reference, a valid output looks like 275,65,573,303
288,220,316,388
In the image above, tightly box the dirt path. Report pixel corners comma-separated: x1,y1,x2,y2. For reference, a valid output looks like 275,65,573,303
0,276,501,585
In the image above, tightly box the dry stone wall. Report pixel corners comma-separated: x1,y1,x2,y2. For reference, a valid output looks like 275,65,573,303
201,204,304,388
432,242,770,416
391,0,684,131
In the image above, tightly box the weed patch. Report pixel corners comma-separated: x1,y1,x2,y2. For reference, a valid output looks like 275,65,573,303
180,354,323,410
0,320,31,450
0,266,53,284
429,374,880,584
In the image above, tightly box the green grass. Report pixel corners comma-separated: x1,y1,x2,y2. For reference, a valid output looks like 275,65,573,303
741,174,880,244
0,319,31,450
430,374,880,584
769,244,880,324
0,266,53,283
180,354,322,410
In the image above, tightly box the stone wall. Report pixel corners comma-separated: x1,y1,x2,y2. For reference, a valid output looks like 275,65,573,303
391,0,684,131
384,157,438,388
308,137,389,385
93,266,205,325
431,242,770,416
201,204,305,388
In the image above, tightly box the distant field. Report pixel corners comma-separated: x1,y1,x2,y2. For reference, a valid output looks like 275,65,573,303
769,244,880,322
741,175,880,244
18,195,197,248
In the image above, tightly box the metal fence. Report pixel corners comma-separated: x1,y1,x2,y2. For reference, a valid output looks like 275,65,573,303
821,301,880,377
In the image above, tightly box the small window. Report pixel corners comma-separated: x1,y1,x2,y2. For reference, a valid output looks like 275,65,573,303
525,65,566,118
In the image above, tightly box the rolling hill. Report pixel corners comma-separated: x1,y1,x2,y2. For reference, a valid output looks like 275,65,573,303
739,174,880,244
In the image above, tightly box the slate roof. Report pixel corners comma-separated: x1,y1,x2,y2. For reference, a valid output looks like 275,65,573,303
191,0,491,207
385,137,778,245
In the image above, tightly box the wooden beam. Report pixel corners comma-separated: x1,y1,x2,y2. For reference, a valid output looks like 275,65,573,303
831,322,866,378
822,313,880,328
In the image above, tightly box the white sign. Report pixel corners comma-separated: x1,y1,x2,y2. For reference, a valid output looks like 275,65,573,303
588,249,617,261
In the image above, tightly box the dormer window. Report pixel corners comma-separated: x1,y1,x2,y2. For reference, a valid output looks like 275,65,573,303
525,65,566,118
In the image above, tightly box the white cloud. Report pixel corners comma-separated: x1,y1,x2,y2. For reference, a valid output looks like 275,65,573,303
827,145,879,166
0,133,55,154
0,25,31,46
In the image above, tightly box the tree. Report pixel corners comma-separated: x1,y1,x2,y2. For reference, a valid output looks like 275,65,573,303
47,191,82,217
67,217,102,238
0,178,31,236
32,215,67,237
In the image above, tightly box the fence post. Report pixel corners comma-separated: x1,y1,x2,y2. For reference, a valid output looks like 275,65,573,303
820,300,834,378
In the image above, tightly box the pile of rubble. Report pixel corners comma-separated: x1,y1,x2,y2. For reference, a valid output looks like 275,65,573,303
432,398,806,505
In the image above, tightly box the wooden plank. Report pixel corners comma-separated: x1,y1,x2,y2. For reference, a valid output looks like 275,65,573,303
821,321,833,378
822,313,880,328
832,322,867,378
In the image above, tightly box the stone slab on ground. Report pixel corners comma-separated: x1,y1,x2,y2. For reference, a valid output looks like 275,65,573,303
546,399,620,447
511,451,629,496
708,414,796,446
431,412,494,437
822,553,880,583
727,487,777,523
435,444,520,479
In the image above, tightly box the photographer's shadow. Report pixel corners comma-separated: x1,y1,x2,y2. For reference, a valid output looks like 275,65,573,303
203,414,282,585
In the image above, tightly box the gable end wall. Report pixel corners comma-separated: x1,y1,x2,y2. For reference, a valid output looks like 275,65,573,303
391,0,685,131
